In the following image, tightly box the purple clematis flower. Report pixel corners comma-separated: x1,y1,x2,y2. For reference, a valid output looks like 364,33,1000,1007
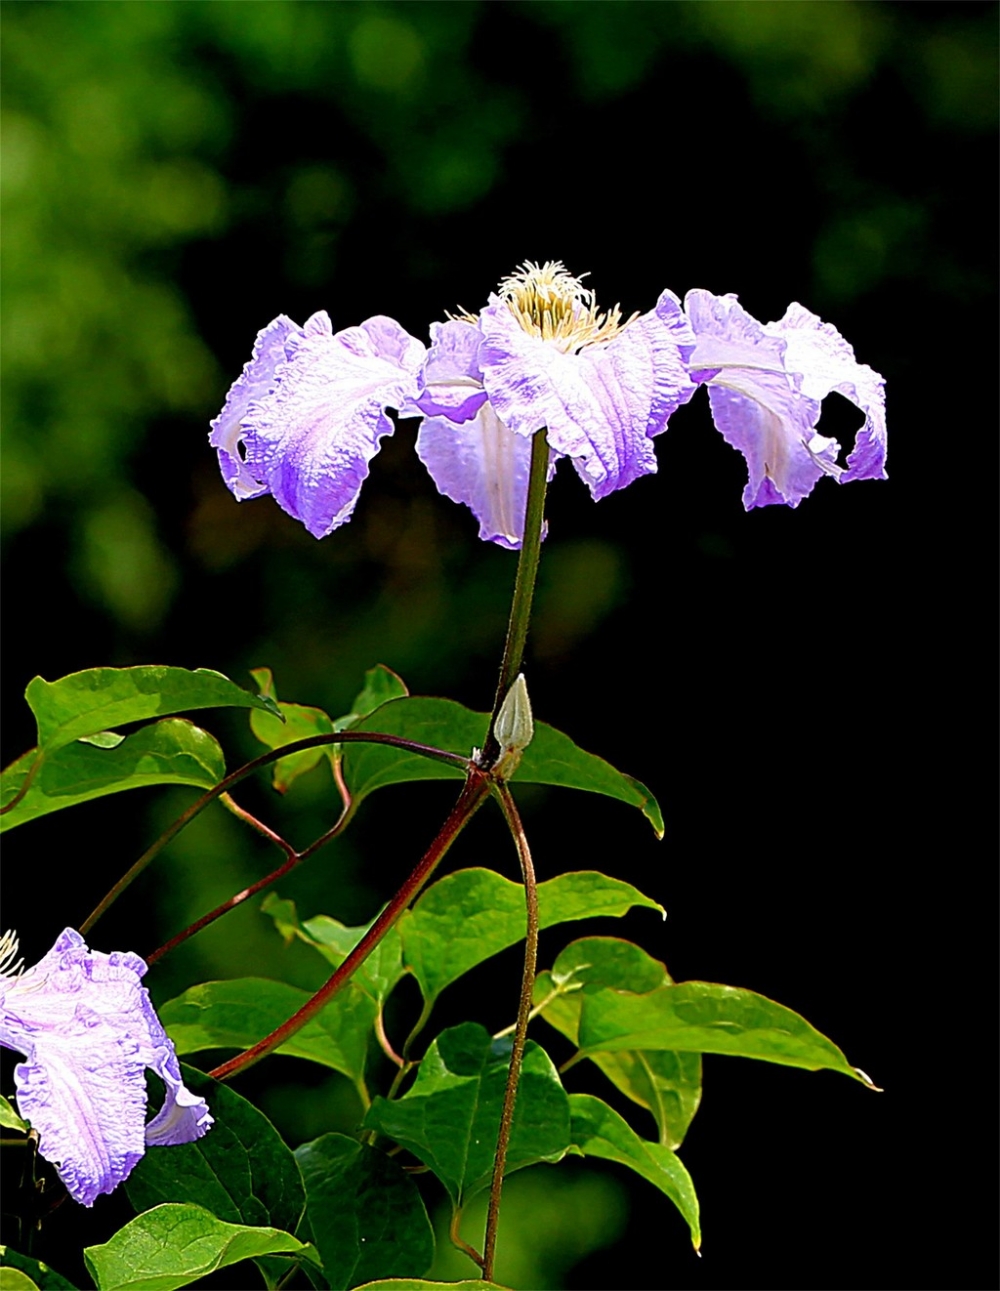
0,928,212,1207
210,264,886,544
414,262,700,547
682,289,887,509
210,262,700,548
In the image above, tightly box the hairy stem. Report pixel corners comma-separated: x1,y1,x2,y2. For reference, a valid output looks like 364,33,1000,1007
482,781,540,1283
208,770,490,1081
80,729,469,935
482,429,551,767
450,1207,484,1269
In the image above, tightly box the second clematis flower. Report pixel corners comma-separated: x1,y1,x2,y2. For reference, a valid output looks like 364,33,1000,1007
682,288,887,509
0,929,212,1206
210,262,700,548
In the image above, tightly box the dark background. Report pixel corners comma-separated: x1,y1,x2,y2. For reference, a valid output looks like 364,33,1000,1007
2,3,996,1288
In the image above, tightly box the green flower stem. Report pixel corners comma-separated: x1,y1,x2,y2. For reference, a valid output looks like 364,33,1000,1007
79,729,470,936
208,768,491,1082
482,428,551,768
482,780,540,1284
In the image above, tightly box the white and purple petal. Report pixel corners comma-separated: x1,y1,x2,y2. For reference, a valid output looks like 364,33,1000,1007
767,302,887,484
0,929,211,1207
415,319,489,423
416,406,552,549
477,296,696,501
208,315,299,500
243,313,426,538
685,290,826,508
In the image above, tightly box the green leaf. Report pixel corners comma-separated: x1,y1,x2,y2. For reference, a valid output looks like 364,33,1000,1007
125,1067,304,1234
249,668,336,794
341,664,409,726
83,1203,315,1291
534,938,702,1149
398,868,664,1009
160,978,377,1087
341,698,663,834
0,1268,38,1291
363,1023,570,1207
575,981,877,1085
295,1133,434,1290
353,1283,510,1290
340,698,480,799
27,665,280,756
261,895,404,1008
1,719,225,832
519,721,663,837
0,1248,76,1290
0,1097,27,1132
568,1094,701,1249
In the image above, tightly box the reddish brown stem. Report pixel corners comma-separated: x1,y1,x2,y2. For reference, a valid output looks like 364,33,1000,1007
208,770,491,1082
80,729,469,935
482,781,540,1283
145,793,354,964
219,792,297,857
146,850,302,966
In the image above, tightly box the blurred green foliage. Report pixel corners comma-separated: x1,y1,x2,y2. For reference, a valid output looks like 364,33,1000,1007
3,0,994,625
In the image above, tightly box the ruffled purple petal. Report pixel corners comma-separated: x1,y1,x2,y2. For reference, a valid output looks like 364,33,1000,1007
685,290,826,508
416,407,553,549
478,296,696,501
209,316,299,500
415,319,489,423
707,383,830,509
768,302,887,484
243,312,425,538
142,998,213,1147
0,929,211,1206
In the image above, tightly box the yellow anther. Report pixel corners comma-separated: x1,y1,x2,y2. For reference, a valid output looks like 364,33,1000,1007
498,260,637,352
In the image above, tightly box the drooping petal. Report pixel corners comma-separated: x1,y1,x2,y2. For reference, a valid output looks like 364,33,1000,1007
208,315,299,500
0,929,211,1206
135,980,213,1148
243,312,426,538
478,296,697,501
767,302,887,483
416,406,551,549
685,290,826,509
415,319,489,423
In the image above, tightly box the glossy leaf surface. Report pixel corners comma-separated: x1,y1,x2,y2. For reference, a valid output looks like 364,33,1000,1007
295,1133,434,1290
399,869,664,1008
0,1249,75,1290
340,665,409,727
0,719,225,832
576,981,875,1084
262,894,405,1008
250,667,336,794
26,665,279,756
569,1093,701,1249
535,938,702,1148
0,1096,28,1132
342,698,663,833
160,978,377,1087
83,1204,314,1291
363,1023,571,1206
125,1067,305,1234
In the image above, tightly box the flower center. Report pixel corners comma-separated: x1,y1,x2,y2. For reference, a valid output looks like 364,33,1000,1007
0,930,24,979
498,261,636,351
